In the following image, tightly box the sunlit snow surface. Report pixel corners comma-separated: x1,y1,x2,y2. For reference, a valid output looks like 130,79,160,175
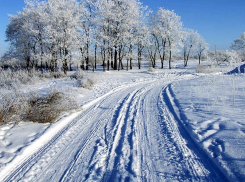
0,60,244,181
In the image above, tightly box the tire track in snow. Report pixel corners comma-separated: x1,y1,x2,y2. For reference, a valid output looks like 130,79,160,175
62,77,226,182
135,86,158,182
0,84,132,182
162,84,229,181
0,73,228,182
53,86,137,182
102,86,151,181
159,86,208,181
0,111,86,182
58,83,152,182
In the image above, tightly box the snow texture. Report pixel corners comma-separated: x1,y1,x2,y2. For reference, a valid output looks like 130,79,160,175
0,61,244,181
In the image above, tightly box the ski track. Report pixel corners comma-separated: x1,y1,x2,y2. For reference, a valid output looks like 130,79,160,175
1,74,228,182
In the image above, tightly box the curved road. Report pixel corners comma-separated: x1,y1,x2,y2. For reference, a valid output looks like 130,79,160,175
1,78,227,181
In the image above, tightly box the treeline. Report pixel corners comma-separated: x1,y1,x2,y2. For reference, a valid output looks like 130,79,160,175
2,0,209,73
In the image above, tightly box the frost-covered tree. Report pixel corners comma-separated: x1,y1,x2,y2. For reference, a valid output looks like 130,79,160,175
149,8,183,69
208,50,240,66
94,0,115,71
146,34,158,68
181,29,209,66
134,24,150,69
95,0,145,70
45,0,82,74
5,0,47,70
4,0,208,73
149,10,167,69
5,12,30,68
22,0,47,70
127,3,150,70
181,29,199,67
6,0,84,74
196,34,209,64
79,0,96,70
231,32,245,60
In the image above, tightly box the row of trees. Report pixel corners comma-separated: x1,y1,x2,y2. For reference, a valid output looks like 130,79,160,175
231,32,245,60
3,0,209,73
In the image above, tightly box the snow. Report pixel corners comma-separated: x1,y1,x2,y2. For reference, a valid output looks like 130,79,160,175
0,60,244,181
173,68,245,181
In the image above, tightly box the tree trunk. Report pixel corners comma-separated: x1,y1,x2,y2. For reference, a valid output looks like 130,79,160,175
199,53,201,64
161,59,164,69
162,40,166,69
86,57,89,71
95,44,97,69
118,45,124,71
101,46,105,71
138,52,141,70
92,63,94,72
185,45,192,67
168,39,172,69
86,43,89,71
63,48,69,74
184,50,186,67
120,59,124,70
138,46,142,69
107,44,110,71
103,60,105,72
138,58,141,69
70,63,73,71
46,62,49,70
129,44,133,70
26,56,30,71
111,48,114,68
41,61,43,74
169,50,172,69
114,46,117,70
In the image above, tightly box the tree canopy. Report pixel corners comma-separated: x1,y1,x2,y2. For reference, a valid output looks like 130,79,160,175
3,0,209,72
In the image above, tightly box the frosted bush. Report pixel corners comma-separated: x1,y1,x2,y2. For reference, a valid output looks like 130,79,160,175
0,67,78,124
0,90,29,124
0,68,42,89
148,67,156,73
70,69,84,80
76,78,95,89
196,64,219,73
26,89,78,123
72,69,97,89
0,88,78,124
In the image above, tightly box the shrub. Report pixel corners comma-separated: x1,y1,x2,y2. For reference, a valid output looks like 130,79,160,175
148,67,156,73
0,89,78,124
196,64,214,73
0,68,67,90
26,90,78,123
76,78,95,89
0,68,42,89
71,69,97,89
70,69,84,80
0,91,29,124
0,68,78,124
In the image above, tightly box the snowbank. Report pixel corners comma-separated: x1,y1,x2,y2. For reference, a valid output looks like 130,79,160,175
173,72,245,181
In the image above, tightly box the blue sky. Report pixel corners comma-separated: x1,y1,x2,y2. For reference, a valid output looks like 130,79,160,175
0,0,245,56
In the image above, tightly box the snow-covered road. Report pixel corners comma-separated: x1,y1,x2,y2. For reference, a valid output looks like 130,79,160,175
0,73,228,182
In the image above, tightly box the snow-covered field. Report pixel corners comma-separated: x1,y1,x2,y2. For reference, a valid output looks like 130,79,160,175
0,60,244,181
